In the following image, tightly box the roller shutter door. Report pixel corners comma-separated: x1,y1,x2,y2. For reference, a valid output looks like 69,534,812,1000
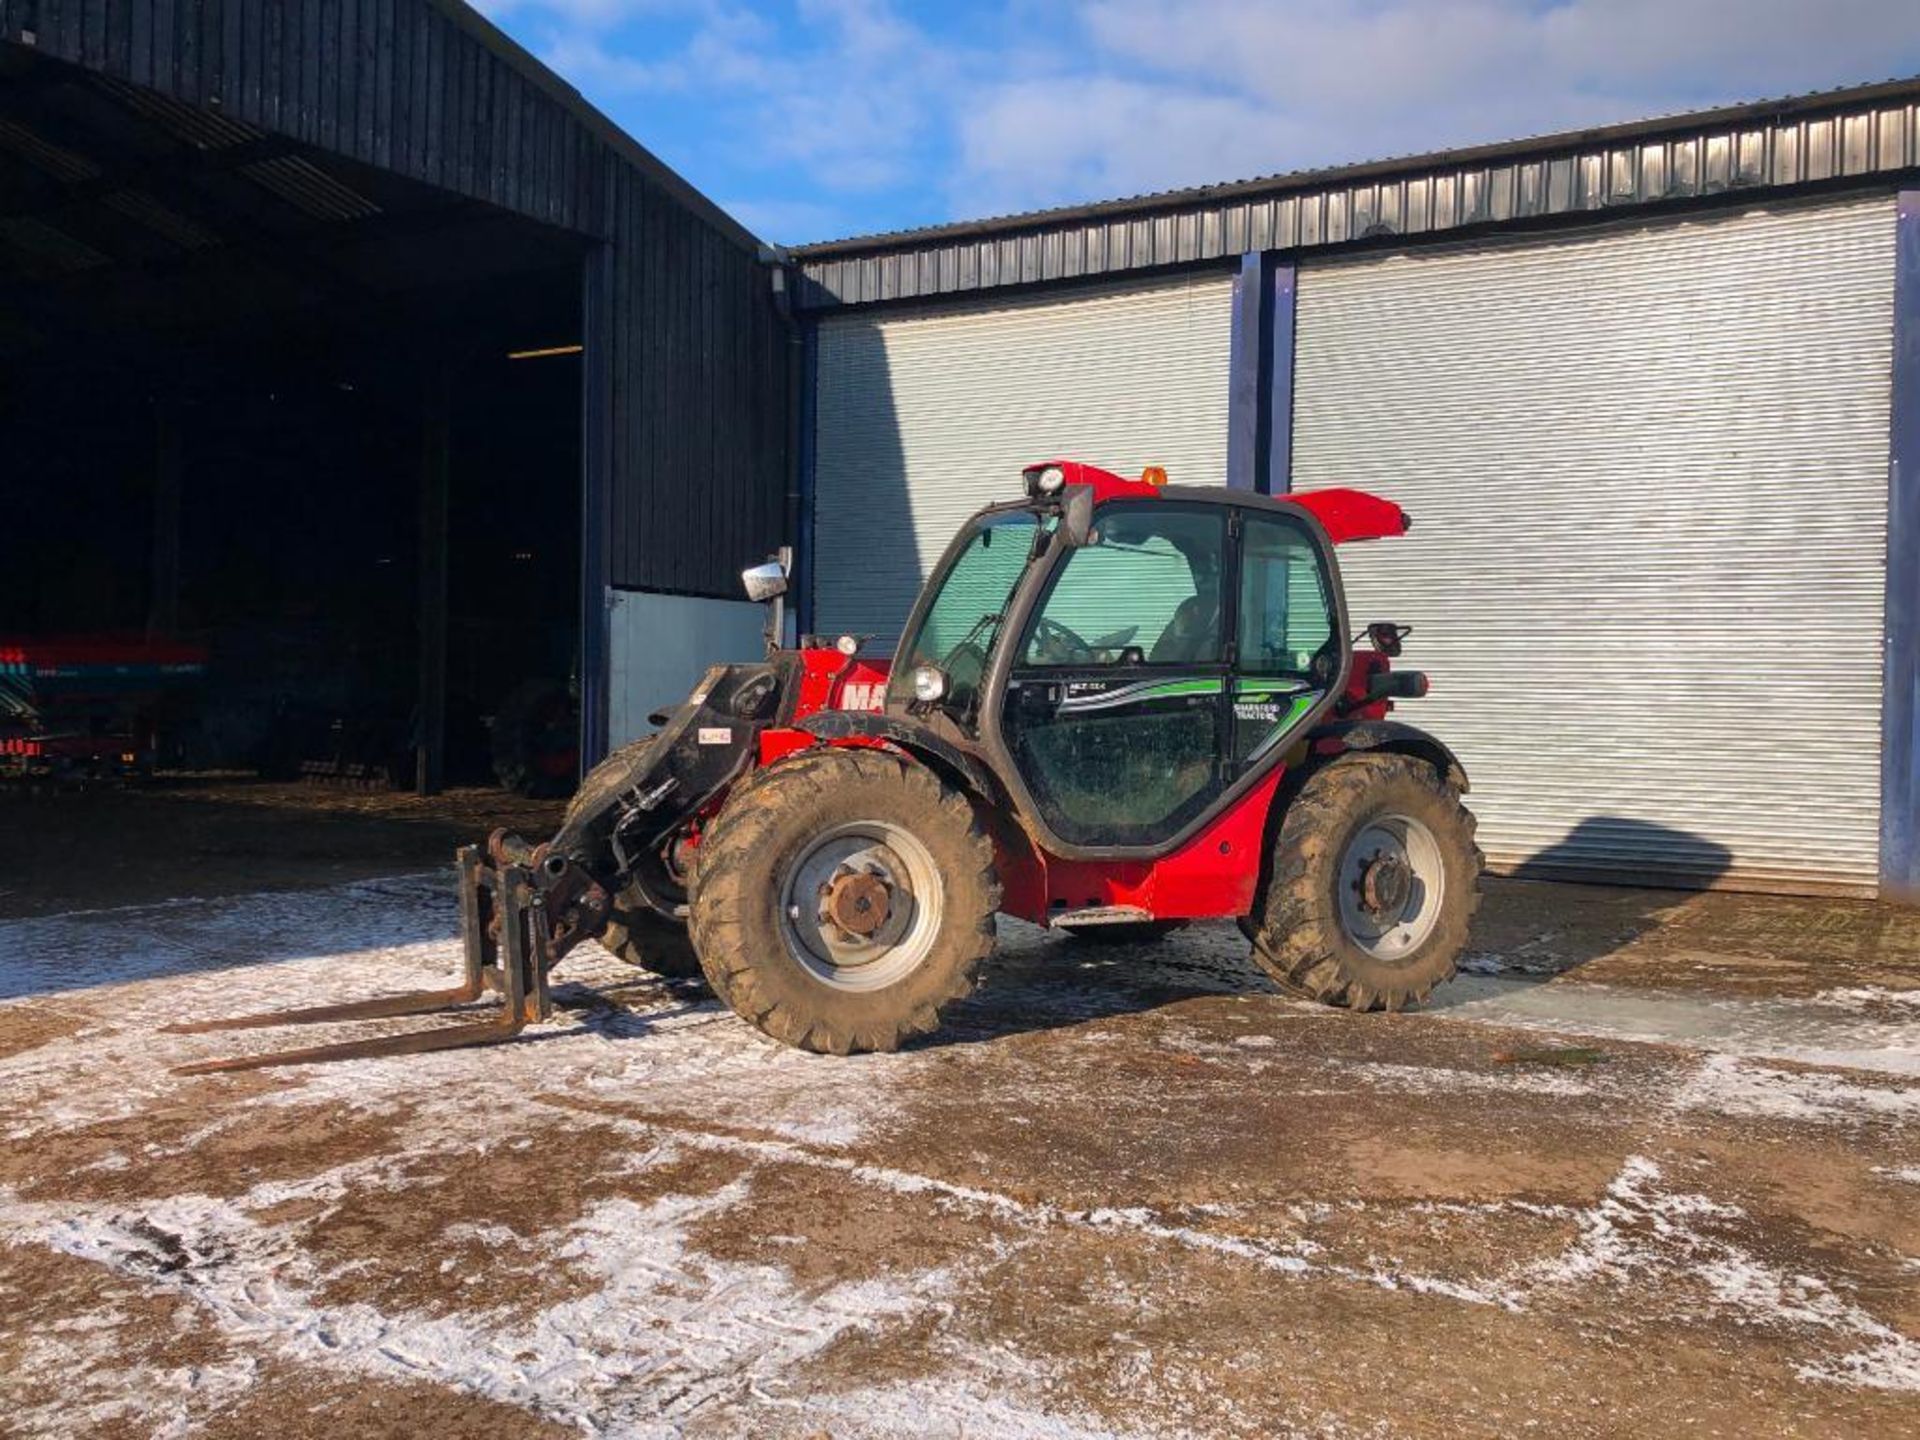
813,273,1234,641
1294,197,1894,893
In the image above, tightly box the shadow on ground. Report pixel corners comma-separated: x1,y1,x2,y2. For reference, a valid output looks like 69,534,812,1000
0,778,564,919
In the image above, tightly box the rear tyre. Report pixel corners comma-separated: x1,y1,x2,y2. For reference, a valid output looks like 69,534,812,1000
1061,921,1188,944
566,735,704,982
1249,752,1480,1012
563,732,659,831
689,748,1000,1055
599,891,703,981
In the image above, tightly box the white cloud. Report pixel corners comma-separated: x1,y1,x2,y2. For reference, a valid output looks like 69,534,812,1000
1086,0,1920,105
946,0,1920,225
487,0,1920,243
955,77,1302,217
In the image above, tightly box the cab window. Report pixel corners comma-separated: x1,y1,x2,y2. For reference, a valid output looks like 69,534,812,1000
1021,508,1224,667
1004,506,1227,847
1238,513,1336,676
1232,512,1339,768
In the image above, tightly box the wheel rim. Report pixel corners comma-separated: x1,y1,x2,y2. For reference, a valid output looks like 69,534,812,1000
777,820,944,992
1336,812,1446,962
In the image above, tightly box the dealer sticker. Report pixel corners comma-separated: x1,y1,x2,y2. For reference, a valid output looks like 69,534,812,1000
697,726,733,745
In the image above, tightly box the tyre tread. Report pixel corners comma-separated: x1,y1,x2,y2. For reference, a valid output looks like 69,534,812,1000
1249,752,1482,1012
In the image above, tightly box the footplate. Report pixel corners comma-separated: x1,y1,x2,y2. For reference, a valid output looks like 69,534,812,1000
164,843,582,1075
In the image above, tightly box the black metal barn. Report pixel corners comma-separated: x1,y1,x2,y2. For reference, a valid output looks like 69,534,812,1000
0,0,790,777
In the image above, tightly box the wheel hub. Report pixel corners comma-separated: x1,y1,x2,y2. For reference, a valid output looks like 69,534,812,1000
823,870,892,937
777,823,945,992
1335,814,1446,963
1357,851,1411,918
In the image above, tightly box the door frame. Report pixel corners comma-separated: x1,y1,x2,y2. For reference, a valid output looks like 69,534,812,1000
973,486,1354,862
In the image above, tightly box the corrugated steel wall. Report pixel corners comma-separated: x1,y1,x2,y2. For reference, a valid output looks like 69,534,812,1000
795,88,1920,310
811,273,1234,641
605,173,788,596
1292,197,1895,893
0,0,789,597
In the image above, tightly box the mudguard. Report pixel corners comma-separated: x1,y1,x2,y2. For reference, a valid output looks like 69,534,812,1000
1306,718,1469,793
798,708,998,798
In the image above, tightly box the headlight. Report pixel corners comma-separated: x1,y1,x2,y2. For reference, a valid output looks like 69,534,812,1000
835,633,860,656
1023,463,1067,497
912,665,947,703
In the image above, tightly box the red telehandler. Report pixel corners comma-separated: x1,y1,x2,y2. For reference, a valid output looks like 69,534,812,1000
172,462,1480,1071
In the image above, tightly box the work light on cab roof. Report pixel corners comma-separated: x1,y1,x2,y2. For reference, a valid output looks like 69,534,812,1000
172,456,1477,1072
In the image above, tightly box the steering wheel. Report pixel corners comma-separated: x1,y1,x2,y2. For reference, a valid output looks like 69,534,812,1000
1031,616,1096,665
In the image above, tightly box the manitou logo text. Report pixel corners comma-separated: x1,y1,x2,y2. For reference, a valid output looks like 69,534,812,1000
839,682,886,712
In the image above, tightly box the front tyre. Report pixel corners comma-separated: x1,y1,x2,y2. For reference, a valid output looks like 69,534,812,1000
1250,753,1481,1012
689,748,1000,1055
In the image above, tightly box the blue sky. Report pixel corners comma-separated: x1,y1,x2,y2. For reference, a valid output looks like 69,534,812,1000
471,0,1920,246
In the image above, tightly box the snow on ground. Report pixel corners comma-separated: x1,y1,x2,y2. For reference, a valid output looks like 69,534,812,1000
1673,1053,1920,1125
1815,987,1920,1012
1521,1155,1920,1392
0,1179,946,1436
0,876,1916,1433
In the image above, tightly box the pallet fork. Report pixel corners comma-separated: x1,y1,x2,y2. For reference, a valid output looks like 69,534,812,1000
165,837,607,1075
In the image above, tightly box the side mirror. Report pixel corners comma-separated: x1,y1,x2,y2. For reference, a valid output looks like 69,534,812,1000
1366,621,1410,657
1060,485,1095,548
742,560,788,603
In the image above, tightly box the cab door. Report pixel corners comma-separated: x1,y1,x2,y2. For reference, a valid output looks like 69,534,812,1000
1230,509,1342,775
999,504,1229,848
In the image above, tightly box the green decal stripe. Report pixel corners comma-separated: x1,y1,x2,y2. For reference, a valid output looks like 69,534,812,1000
1237,682,1312,700
1138,678,1225,700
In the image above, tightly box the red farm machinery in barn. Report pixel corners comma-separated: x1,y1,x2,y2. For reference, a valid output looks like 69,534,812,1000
1,635,208,780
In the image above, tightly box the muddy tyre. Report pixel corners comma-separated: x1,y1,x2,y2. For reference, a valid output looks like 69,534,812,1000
1249,753,1480,1012
566,735,704,982
1061,921,1187,944
599,893,703,981
563,733,660,833
689,748,1000,1054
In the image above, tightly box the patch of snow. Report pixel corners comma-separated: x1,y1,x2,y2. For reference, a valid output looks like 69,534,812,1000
0,1281,261,1440
1811,987,1920,1011
1672,1055,1920,1125
1347,1060,1599,1098
1520,1156,1920,1393
0,1180,962,1436
1871,1166,1920,1186
0,871,909,1151
574,1105,1526,1313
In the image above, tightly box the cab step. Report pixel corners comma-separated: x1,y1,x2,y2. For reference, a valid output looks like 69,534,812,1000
1048,905,1155,929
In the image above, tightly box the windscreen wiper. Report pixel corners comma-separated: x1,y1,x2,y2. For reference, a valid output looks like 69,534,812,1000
940,612,1003,670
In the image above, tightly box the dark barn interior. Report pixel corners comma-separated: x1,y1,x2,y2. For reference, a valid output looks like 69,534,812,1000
1,44,589,791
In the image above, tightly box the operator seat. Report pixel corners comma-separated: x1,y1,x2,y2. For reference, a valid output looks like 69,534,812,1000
1149,595,1221,664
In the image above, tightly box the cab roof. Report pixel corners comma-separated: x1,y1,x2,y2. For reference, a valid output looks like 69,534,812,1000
1020,460,1411,544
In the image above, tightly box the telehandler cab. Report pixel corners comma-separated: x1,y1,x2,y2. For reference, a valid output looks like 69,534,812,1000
172,462,1480,1071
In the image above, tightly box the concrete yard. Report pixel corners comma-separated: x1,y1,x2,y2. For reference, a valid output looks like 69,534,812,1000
0,806,1915,1437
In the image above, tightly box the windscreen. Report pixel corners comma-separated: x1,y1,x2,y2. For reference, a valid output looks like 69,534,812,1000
888,509,1039,710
